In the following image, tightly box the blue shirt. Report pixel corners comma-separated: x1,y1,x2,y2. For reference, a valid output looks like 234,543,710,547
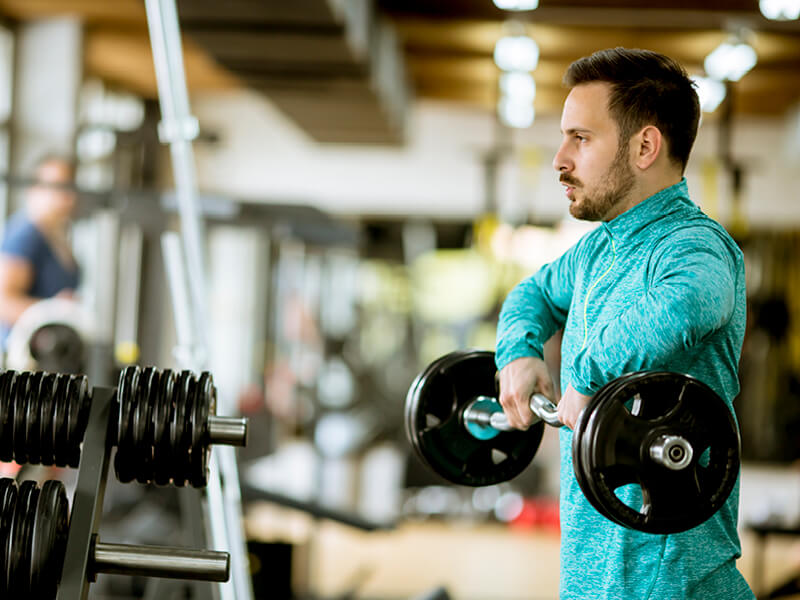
496,179,754,599
0,213,80,344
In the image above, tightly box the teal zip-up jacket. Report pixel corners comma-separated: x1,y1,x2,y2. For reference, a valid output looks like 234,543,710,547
496,179,754,599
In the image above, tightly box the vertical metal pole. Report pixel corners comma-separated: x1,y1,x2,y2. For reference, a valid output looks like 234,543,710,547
161,233,198,366
144,2,253,598
143,0,208,362
215,445,251,600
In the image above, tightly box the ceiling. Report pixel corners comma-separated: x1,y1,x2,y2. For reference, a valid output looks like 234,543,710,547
1,0,799,143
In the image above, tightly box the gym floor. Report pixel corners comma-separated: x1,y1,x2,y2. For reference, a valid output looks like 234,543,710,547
242,514,800,600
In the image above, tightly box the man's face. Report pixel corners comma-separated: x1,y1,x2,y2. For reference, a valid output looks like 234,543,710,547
31,159,77,222
553,82,635,221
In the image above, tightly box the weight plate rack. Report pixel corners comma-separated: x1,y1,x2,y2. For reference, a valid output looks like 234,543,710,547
0,366,248,599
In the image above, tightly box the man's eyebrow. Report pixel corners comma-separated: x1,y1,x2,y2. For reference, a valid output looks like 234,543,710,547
561,127,593,135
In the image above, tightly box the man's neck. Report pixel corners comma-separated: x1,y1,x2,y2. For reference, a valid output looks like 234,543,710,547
636,172,683,204
605,172,683,221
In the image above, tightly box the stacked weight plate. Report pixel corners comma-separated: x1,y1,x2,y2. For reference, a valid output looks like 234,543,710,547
114,366,216,487
0,371,90,468
0,478,69,597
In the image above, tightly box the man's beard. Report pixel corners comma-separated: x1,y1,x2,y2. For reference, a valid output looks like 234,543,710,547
562,142,635,221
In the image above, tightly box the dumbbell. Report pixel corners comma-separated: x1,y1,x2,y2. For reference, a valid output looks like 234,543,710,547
0,366,247,487
0,478,229,598
405,350,741,534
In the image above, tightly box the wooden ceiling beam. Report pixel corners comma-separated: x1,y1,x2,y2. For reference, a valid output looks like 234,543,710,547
83,27,239,98
0,0,144,24
380,1,800,33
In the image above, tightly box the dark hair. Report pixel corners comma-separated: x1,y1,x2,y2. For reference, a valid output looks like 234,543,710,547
564,47,700,172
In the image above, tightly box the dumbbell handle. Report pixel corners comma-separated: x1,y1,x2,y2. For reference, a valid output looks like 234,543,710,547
513,393,564,428
464,396,694,471
465,393,564,431
91,539,230,582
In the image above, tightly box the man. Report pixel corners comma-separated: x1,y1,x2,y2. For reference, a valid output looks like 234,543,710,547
0,154,80,348
495,48,753,599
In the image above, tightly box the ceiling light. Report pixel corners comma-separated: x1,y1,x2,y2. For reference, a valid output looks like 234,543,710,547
493,0,539,10
499,72,536,102
691,76,727,113
759,0,800,20
494,35,539,72
703,41,757,82
498,96,535,128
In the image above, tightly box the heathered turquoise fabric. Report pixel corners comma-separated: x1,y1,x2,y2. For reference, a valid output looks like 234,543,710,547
496,179,754,600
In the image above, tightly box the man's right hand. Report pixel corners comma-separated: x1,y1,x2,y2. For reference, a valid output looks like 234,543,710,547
497,356,555,430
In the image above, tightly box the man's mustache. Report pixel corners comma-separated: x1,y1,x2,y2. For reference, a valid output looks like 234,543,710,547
560,175,581,187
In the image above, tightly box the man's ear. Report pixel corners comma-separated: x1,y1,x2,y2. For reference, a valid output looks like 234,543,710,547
632,125,662,170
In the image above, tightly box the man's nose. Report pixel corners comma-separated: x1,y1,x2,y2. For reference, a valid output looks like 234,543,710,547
552,144,572,172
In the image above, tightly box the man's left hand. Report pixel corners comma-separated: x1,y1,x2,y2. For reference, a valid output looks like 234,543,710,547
557,384,592,430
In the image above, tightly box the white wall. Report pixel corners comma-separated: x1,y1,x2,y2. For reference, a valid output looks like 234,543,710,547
192,89,800,228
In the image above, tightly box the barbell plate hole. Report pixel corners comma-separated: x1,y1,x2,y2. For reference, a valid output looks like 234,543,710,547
698,446,710,468
614,482,644,512
491,448,508,465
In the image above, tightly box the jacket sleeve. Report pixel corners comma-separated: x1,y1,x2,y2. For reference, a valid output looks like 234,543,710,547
569,227,738,395
495,241,580,370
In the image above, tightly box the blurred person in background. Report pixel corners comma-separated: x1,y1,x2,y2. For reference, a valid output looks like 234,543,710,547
0,153,80,350
0,153,81,479
496,48,753,599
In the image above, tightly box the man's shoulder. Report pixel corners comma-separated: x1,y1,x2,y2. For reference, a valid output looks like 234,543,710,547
661,206,739,247
651,212,743,271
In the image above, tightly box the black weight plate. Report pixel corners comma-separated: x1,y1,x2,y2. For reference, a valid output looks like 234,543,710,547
135,368,159,484
55,376,74,468
572,371,647,527
405,350,544,487
190,372,212,488
7,480,38,595
0,478,17,594
11,373,27,464
64,375,79,467
0,372,17,462
178,374,198,487
130,367,147,483
30,480,69,597
123,366,144,483
577,371,698,531
37,374,57,466
574,371,674,529
64,375,90,468
19,481,40,596
13,372,33,464
50,375,70,467
405,350,476,462
185,374,200,487
169,371,191,486
153,370,175,486
131,368,149,479
71,376,91,459
114,367,139,483
115,367,136,448
144,368,163,484
578,372,740,534
25,373,45,464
